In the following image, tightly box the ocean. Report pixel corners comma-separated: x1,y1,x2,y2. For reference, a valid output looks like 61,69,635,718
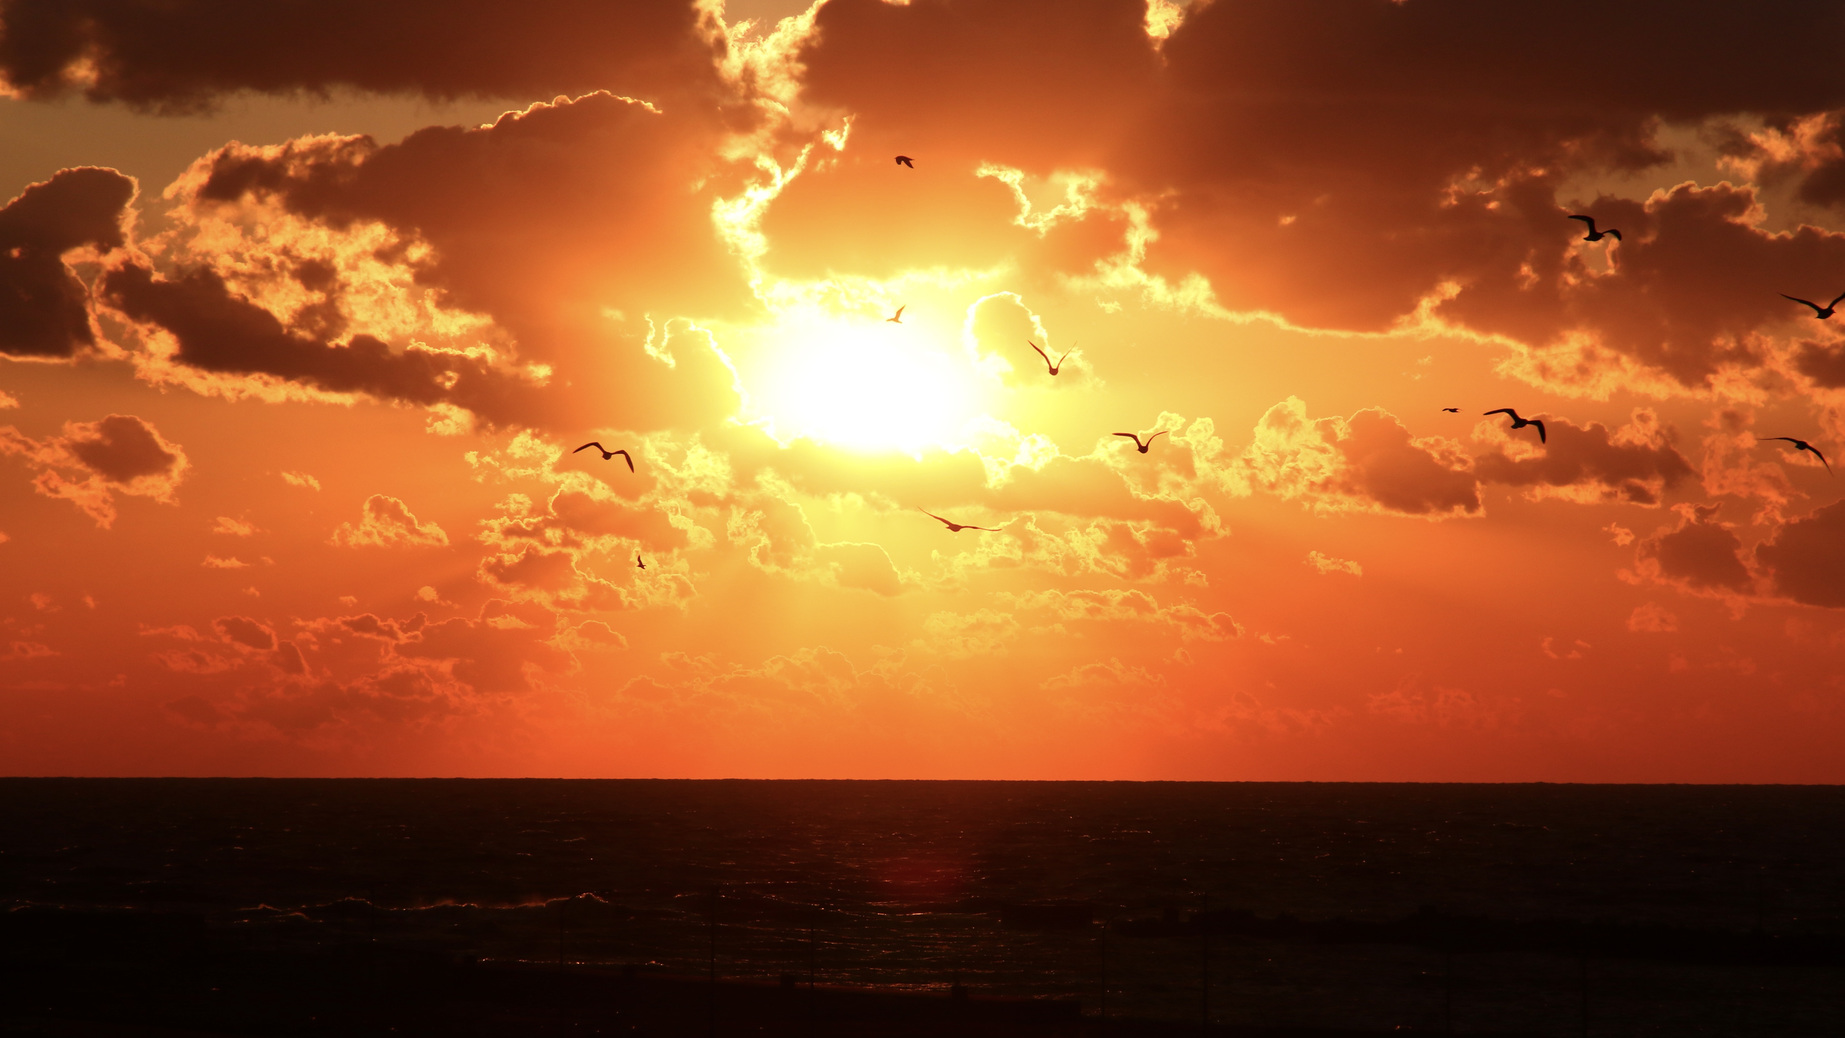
2,779,1842,1035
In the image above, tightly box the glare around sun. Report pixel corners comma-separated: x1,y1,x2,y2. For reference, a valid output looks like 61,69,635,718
739,305,990,454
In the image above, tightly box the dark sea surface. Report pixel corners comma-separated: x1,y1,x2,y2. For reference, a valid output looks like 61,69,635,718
3,779,1843,1035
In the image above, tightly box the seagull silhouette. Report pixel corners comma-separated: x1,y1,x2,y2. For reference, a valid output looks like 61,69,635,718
573,442,635,471
1484,408,1546,444
1027,340,1072,375
920,508,1000,532
1781,290,1845,320
636,554,646,570
895,155,914,168
886,305,905,324
1441,407,1460,413
1568,215,1622,242
1758,437,1832,474
1115,430,1167,454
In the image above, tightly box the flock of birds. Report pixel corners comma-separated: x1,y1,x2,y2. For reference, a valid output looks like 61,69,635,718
564,187,1836,555
1431,214,1836,474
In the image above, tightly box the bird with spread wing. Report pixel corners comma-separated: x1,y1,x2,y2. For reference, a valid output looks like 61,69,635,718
1568,214,1621,242
1026,340,1072,376
1781,290,1845,320
1758,437,1832,474
1115,431,1167,454
573,442,634,471
920,508,1002,532
1484,409,1546,444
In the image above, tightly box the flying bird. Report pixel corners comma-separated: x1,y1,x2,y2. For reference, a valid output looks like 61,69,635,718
920,508,1001,533
1758,436,1832,474
1026,340,1072,375
895,155,914,168
1484,408,1546,444
636,554,646,570
1567,215,1621,242
1441,407,1460,413
573,442,635,471
1115,430,1167,454
886,305,905,324
1780,290,1845,320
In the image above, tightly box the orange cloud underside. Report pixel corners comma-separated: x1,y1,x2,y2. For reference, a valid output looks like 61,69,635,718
2,0,1845,780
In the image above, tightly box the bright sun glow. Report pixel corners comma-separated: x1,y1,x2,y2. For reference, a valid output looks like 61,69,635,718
743,307,988,454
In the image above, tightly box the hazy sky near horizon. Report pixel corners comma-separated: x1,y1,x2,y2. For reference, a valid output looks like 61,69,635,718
4,0,1845,780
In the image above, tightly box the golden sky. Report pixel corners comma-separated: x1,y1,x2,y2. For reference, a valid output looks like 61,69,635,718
4,0,1845,779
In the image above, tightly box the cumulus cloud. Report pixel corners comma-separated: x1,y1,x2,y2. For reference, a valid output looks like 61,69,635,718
0,413,188,526
920,609,1021,659
330,494,448,548
0,167,136,359
1473,410,1694,506
158,598,589,741
214,615,276,651
393,602,575,693
1628,602,1679,633
102,263,556,430
1369,678,1515,731
1755,499,1845,608
1008,588,1240,643
85,89,754,435
1306,551,1362,577
1634,506,1754,595
212,516,256,536
791,0,1845,401
1235,398,1479,518
477,544,624,610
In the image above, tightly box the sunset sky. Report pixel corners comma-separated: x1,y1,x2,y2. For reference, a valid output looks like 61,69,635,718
4,0,1845,780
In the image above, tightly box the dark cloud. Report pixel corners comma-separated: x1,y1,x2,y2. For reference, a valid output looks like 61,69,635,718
0,413,188,526
63,413,183,483
1640,509,1752,592
796,0,1845,392
1792,337,1845,388
1488,184,1845,389
1133,0,1845,328
103,263,557,426
1239,400,1480,518
799,0,1160,171
0,0,722,111
1756,499,1845,607
182,91,753,333
1719,110,1845,210
214,615,276,651
1474,414,1694,505
0,167,136,358
116,91,748,431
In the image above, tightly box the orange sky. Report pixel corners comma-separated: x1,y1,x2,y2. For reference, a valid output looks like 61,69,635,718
3,0,1845,780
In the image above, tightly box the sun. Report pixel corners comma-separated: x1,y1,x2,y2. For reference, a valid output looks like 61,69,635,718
739,305,990,454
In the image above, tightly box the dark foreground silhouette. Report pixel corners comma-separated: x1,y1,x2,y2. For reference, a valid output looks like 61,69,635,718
0,906,1571,1036
6,779,1840,1036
